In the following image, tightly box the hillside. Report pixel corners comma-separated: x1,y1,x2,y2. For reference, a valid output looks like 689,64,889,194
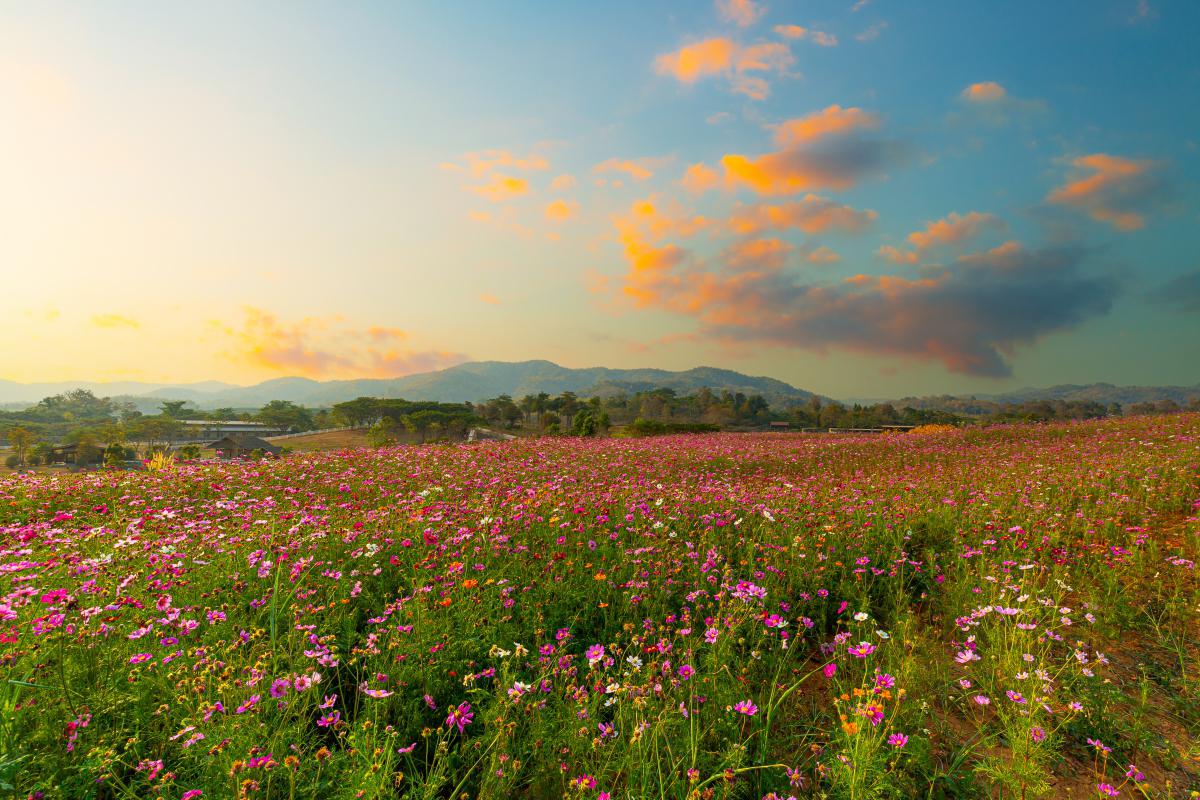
0,361,816,409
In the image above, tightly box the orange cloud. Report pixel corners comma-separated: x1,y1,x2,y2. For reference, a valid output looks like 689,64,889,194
718,0,765,27
544,199,579,222
728,195,877,234
608,216,1115,377
962,81,1007,102
549,173,577,191
441,149,550,178
719,105,908,195
802,245,840,264
955,82,1045,125
907,211,1004,251
773,105,880,147
725,238,793,271
876,245,919,265
91,313,139,329
654,37,794,99
478,293,501,305
1047,153,1163,231
654,38,737,82
773,24,838,45
471,174,530,202
682,162,721,193
593,157,664,181
223,306,465,379
878,211,1004,263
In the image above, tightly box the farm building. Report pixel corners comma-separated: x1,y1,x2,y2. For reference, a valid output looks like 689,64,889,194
183,420,289,438
204,434,282,459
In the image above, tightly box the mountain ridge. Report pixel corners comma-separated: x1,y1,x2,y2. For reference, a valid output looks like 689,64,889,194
2,363,1196,411
0,361,816,409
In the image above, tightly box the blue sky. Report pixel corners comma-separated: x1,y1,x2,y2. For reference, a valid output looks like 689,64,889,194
1,0,1197,396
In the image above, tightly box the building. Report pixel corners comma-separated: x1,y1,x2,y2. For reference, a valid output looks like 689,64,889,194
182,420,289,439
204,434,283,459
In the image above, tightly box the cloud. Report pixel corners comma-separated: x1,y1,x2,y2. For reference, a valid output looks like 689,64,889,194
956,81,1046,125
609,210,1115,376
720,105,910,195
441,149,549,178
879,212,1004,263
961,81,1007,102
1128,0,1157,24
907,211,1003,250
471,174,530,202
772,105,880,146
444,147,547,201
654,37,794,99
550,173,577,191
1047,153,1165,231
706,111,734,125
728,195,877,235
91,313,139,329
856,21,888,42
544,199,579,222
773,24,838,45
682,162,721,193
717,0,765,27
220,307,466,379
1150,269,1200,313
593,157,666,181
876,246,920,265
801,244,840,264
478,293,501,305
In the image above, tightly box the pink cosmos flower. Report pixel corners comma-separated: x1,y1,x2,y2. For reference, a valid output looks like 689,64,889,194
446,701,473,733
733,699,758,716
847,642,876,658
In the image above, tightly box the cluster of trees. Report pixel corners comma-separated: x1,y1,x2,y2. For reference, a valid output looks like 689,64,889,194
333,398,482,444
0,391,324,468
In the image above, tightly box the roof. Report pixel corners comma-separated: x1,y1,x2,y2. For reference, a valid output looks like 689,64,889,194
205,434,281,451
183,420,271,426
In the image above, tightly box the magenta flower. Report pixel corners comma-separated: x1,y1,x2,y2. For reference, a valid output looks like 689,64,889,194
733,699,758,716
235,695,260,714
446,701,473,733
847,642,876,658
585,644,605,664
887,733,909,748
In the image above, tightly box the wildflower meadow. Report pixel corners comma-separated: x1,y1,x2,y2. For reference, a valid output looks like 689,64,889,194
2,416,1198,799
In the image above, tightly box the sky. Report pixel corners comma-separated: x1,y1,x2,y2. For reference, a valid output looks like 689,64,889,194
2,0,1198,399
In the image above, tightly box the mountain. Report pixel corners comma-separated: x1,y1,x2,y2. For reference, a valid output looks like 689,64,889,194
0,361,817,409
879,382,1200,412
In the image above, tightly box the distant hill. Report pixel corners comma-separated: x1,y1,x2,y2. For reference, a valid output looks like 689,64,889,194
4,367,1196,412
0,361,817,409
882,382,1200,413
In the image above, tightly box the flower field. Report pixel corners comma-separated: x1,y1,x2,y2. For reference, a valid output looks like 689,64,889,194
2,416,1198,799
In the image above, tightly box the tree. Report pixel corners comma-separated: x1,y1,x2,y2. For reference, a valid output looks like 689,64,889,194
256,400,315,432
130,417,183,452
4,426,35,467
159,400,191,419
367,417,397,448
104,442,128,468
